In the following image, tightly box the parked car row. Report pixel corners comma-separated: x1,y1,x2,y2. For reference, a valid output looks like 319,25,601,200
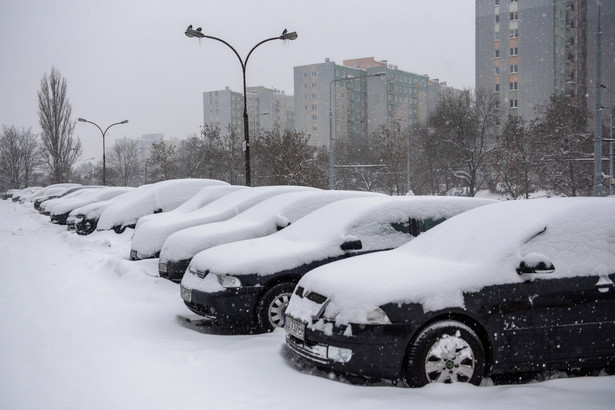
4,183,614,388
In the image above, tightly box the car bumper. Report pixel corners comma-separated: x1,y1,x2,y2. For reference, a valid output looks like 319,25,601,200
76,219,98,235
284,316,410,382
50,212,70,225
180,285,261,327
159,259,191,282
130,249,159,261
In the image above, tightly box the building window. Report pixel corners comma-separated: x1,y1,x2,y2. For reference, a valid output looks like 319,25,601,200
510,0,518,2
495,83,500,92
510,99,518,108
510,11,518,20
510,64,518,73
495,66,500,75
495,0,500,4
495,14,500,23
510,47,518,56
509,81,518,90
495,49,500,57
495,30,500,40
510,28,519,38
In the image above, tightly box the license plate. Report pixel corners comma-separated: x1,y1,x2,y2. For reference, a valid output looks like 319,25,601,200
180,286,192,303
285,316,305,341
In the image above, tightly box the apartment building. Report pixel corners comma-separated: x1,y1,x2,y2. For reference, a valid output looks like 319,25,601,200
476,0,615,122
203,86,294,135
293,57,439,148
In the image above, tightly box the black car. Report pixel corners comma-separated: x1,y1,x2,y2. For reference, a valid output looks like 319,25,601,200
284,198,615,386
180,196,494,332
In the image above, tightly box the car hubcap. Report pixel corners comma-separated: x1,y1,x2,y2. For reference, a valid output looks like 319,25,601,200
424,333,475,383
268,292,292,328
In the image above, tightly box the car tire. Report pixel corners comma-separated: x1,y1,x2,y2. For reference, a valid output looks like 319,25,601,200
404,320,486,387
256,282,296,332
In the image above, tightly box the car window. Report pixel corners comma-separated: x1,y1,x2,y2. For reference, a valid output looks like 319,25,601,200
391,217,446,237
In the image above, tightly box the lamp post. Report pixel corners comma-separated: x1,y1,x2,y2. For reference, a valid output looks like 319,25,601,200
77,118,128,185
329,72,386,190
185,25,298,187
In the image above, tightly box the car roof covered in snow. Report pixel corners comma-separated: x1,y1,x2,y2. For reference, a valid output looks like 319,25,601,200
186,195,495,277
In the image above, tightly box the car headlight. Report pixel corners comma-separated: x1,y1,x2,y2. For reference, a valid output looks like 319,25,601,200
327,346,353,363
366,307,391,324
216,274,242,288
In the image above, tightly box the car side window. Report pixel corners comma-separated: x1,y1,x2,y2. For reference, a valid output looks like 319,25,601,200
390,217,446,237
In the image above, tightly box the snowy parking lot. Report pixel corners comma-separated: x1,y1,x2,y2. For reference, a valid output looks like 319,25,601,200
1,200,614,410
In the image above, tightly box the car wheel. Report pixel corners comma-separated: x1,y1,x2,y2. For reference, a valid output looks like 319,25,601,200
404,320,485,387
256,282,296,332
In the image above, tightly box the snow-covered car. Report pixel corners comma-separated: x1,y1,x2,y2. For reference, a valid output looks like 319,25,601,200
129,185,249,260
49,187,132,225
180,196,495,332
10,186,44,202
155,185,318,279
67,192,135,235
96,179,228,234
23,184,82,208
2,188,20,200
284,197,615,387
39,186,104,216
155,189,380,281
134,185,247,231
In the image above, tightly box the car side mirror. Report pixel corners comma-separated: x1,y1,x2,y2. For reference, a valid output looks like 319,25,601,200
516,253,555,276
340,239,363,251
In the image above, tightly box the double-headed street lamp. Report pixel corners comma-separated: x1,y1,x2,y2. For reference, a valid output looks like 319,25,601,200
77,117,129,185
329,72,386,190
185,25,298,186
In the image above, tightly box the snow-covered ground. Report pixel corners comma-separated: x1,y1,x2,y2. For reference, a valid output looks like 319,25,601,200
1,200,614,410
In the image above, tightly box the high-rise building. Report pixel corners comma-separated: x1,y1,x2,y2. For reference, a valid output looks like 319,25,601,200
293,57,440,148
476,0,615,122
203,86,294,135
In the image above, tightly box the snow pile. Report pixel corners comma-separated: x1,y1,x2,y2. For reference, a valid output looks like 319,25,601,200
289,197,615,325
1,198,614,409
96,179,227,231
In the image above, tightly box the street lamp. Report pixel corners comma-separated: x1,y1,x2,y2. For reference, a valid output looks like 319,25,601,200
77,118,128,185
329,72,386,190
185,25,298,186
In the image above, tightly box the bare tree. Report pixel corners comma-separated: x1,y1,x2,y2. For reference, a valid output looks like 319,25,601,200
146,141,177,183
334,136,381,192
177,133,206,178
428,88,499,196
491,116,536,199
108,138,140,186
38,67,82,183
372,122,409,195
530,95,592,197
0,126,40,189
253,129,327,188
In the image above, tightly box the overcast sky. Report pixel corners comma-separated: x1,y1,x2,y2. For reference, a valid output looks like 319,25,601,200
0,0,475,161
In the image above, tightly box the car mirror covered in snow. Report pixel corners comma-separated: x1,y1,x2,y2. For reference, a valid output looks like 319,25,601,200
516,253,555,276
